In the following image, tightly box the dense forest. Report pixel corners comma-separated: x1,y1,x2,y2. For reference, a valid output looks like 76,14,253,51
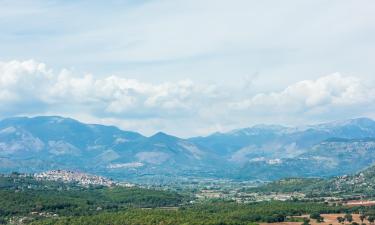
0,173,186,224
31,201,360,225
246,178,326,194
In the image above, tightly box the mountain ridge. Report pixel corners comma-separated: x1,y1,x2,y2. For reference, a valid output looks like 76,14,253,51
2,116,375,182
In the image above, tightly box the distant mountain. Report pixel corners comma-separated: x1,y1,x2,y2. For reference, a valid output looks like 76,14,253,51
190,118,375,180
107,131,226,179
236,138,375,180
0,116,145,173
0,116,217,180
2,116,375,182
191,118,375,164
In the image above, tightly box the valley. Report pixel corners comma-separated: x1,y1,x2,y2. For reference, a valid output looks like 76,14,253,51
3,116,375,224
2,170,375,225
3,161,375,224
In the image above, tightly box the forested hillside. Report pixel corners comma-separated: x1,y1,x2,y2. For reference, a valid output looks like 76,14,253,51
0,173,186,224
248,164,375,197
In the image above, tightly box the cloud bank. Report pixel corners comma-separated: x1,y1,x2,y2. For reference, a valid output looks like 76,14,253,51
0,60,374,136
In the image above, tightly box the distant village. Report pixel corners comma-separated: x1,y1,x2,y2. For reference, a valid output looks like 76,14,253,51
34,170,135,188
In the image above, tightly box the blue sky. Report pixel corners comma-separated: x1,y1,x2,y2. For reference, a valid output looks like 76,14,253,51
1,0,375,137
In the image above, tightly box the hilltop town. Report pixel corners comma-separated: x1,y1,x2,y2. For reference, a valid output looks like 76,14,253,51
34,170,135,187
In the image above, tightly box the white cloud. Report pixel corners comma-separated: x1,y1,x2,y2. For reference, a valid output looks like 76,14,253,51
231,73,375,114
0,60,53,111
0,59,375,137
0,60,218,119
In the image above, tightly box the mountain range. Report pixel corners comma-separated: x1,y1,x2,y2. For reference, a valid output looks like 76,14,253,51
1,116,375,182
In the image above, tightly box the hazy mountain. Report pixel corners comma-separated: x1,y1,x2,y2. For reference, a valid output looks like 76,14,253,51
191,118,375,164
0,116,217,179
2,116,375,181
236,138,375,180
106,131,226,179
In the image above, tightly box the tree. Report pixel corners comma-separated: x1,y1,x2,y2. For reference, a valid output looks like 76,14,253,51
310,212,320,219
302,218,311,225
311,212,324,223
345,214,353,223
360,214,367,223
337,216,345,224
368,215,375,224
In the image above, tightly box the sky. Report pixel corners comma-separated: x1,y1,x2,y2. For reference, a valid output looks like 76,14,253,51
1,0,375,137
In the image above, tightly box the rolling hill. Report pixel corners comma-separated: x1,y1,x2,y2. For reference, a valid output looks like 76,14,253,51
249,163,375,197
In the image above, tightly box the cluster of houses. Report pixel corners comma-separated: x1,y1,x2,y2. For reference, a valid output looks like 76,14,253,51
34,170,116,187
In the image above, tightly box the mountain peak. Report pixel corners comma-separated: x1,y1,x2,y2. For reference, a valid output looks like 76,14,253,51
227,124,287,136
347,117,375,125
251,124,287,130
150,131,176,139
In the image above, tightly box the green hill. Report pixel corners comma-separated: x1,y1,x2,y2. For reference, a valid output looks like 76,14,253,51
248,164,375,197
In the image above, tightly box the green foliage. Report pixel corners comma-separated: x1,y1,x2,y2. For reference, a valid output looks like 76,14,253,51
302,218,311,225
0,173,361,225
248,178,325,193
360,214,367,222
345,213,354,222
250,164,375,198
30,201,349,225
310,212,324,222
367,215,375,223
0,174,186,223
337,216,345,224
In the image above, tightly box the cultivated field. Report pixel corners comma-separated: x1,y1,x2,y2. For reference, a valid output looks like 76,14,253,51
260,214,363,225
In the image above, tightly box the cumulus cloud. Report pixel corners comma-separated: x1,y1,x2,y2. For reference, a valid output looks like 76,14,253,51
0,60,375,136
231,73,375,114
0,60,219,119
